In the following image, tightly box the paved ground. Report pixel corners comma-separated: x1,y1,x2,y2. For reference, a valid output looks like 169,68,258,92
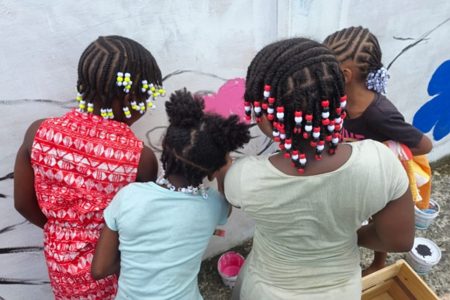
198,157,450,299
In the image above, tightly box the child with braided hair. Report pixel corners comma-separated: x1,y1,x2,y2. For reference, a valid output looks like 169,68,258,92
324,26,433,275
14,36,163,299
323,26,432,154
225,38,414,299
91,88,250,299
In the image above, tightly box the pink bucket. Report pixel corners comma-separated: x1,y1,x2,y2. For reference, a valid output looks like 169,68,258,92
217,251,245,288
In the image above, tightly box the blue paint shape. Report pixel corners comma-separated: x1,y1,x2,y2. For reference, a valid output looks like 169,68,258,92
413,60,450,141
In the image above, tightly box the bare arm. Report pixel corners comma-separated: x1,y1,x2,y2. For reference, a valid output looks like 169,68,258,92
410,135,433,156
91,226,121,280
14,120,47,228
358,188,414,252
135,145,158,182
213,154,233,195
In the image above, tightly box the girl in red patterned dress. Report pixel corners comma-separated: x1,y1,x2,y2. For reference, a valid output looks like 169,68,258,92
13,36,163,300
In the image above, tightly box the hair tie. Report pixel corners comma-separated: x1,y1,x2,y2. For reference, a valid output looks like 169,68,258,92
366,67,390,94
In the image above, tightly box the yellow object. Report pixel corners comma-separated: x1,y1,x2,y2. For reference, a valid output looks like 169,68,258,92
413,155,432,209
384,141,432,209
362,260,439,300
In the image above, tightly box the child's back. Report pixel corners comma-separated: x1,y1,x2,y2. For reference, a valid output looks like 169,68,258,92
104,182,227,299
92,89,251,299
14,36,162,299
324,26,432,276
343,92,424,147
32,110,142,297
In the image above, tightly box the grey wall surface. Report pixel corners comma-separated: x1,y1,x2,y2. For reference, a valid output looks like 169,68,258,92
1,0,449,298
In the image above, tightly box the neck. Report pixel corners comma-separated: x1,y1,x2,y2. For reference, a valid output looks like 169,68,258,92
165,174,191,188
345,82,376,118
157,173,208,198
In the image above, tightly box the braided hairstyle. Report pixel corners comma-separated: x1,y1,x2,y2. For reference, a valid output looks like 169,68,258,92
161,88,251,186
323,26,383,81
77,35,162,115
244,38,347,173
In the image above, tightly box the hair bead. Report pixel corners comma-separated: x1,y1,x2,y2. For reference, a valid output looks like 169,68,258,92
284,138,292,150
123,106,132,118
87,102,94,113
276,106,284,121
253,101,262,122
106,108,114,119
263,85,271,99
321,100,330,119
244,101,251,120
340,95,347,108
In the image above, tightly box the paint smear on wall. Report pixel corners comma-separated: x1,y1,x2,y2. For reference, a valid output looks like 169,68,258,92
203,78,245,119
413,60,450,141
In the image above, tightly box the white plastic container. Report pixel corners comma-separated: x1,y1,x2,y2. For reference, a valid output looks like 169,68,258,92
406,237,441,275
217,251,245,288
415,199,440,230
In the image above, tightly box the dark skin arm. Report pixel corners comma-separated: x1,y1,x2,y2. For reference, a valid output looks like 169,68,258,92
91,226,120,280
135,145,158,182
410,135,433,156
210,155,233,217
358,188,414,252
14,120,47,228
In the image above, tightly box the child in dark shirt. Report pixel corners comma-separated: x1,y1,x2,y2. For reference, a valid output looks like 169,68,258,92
324,26,432,155
324,26,432,275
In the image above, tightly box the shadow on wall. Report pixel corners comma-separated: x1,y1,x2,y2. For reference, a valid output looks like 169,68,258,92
413,60,450,141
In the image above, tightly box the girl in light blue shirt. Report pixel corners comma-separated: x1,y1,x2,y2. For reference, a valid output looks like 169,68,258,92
91,88,250,299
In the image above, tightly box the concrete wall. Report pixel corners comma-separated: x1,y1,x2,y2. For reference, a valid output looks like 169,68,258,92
1,0,449,298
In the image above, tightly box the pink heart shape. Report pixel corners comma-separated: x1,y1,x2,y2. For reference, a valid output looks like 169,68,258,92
203,78,246,120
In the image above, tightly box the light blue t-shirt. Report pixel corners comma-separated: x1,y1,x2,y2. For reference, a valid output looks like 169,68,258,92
103,182,229,300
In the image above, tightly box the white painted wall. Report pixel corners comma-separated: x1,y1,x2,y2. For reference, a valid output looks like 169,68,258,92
1,0,449,298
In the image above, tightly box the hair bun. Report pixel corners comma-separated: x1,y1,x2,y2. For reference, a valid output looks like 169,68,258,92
165,88,205,127
207,114,251,153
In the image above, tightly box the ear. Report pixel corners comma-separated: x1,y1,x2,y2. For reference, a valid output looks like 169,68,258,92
257,114,274,138
341,66,353,85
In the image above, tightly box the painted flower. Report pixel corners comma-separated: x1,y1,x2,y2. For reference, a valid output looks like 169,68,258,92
413,60,450,141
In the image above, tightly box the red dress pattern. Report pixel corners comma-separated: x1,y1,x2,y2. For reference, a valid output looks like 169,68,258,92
30,110,143,300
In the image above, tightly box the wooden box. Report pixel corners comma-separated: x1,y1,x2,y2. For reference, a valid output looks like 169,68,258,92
362,259,439,300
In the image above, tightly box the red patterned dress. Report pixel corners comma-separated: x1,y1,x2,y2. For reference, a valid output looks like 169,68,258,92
30,110,143,300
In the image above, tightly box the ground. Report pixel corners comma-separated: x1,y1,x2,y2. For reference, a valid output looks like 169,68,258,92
198,157,450,299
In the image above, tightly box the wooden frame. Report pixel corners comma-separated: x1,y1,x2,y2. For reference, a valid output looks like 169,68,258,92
362,260,439,300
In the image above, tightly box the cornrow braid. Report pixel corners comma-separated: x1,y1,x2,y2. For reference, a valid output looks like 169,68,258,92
245,38,346,173
76,35,163,116
323,26,383,80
